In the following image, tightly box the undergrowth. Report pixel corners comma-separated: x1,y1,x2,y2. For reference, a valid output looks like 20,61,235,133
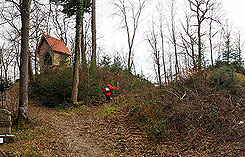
129,65,244,155
29,66,152,108
95,104,118,117
0,115,65,156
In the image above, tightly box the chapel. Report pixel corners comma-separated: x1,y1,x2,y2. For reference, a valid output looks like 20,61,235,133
36,34,72,72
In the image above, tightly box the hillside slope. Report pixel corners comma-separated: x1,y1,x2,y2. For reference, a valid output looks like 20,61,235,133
86,66,245,156
1,66,244,156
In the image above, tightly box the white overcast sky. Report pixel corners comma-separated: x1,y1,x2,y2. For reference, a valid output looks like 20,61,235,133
223,0,245,31
0,0,245,79
97,0,245,78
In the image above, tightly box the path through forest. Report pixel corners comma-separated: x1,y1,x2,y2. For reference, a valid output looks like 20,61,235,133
31,106,109,156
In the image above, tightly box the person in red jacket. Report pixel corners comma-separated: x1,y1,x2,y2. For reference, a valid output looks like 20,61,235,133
104,83,118,103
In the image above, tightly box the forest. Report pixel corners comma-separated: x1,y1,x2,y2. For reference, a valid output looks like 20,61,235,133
0,0,244,156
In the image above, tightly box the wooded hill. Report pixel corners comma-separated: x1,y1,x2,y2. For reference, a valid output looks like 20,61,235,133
1,63,244,156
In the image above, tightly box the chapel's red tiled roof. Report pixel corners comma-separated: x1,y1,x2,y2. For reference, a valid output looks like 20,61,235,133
43,34,72,56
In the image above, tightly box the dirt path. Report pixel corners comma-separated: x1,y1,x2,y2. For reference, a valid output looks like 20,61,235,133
54,115,107,156
31,106,108,157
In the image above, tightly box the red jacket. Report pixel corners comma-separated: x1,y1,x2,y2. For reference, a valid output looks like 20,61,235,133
104,84,118,96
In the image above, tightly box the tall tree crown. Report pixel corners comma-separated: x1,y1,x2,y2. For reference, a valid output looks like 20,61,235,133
59,0,92,17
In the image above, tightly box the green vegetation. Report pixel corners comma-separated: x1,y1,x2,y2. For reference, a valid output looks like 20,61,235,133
69,105,88,114
208,61,245,91
209,66,238,89
96,104,117,117
30,68,73,108
3,63,244,156
128,64,244,155
30,64,152,108
212,60,245,74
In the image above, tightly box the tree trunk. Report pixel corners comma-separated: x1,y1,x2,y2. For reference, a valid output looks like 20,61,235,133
209,20,214,66
169,52,173,81
34,53,38,75
17,0,31,127
14,61,16,81
28,52,33,81
210,38,214,66
227,38,230,64
81,19,87,69
170,0,179,78
4,67,8,84
157,59,161,87
197,21,202,70
128,48,132,73
160,27,167,83
91,0,96,68
35,35,39,75
173,35,179,78
0,48,2,81
71,0,83,103
191,40,196,69
188,0,216,70
154,36,161,87
114,0,145,74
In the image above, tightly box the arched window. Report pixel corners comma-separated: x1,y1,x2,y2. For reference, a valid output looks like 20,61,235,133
44,52,52,66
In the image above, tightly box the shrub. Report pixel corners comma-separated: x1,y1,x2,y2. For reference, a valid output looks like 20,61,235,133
212,60,245,74
209,66,238,89
30,68,105,107
230,61,245,74
29,64,152,108
128,65,244,145
148,118,171,140
78,71,103,106
30,68,73,107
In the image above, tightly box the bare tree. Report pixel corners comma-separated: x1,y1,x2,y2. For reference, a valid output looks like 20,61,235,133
207,2,222,66
234,30,244,64
166,41,173,82
188,0,216,70
0,46,16,83
167,0,179,78
208,8,215,66
17,0,31,127
51,5,69,43
158,8,167,83
0,0,47,80
168,50,173,82
81,15,92,69
180,13,197,69
113,0,146,73
160,26,167,83
0,1,21,77
146,21,162,87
